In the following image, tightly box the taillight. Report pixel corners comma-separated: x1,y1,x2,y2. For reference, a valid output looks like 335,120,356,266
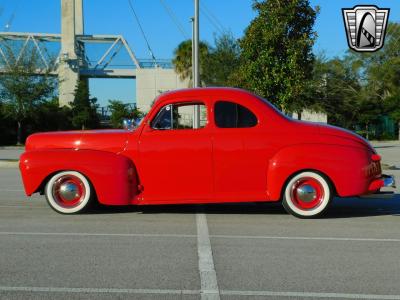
371,154,381,162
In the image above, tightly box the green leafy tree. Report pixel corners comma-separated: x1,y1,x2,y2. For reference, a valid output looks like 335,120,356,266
319,57,363,129
108,100,144,128
204,33,241,87
0,102,16,145
31,98,73,132
109,100,130,128
232,0,318,113
335,22,400,138
301,53,329,113
364,23,400,138
0,45,56,144
70,79,99,130
173,34,241,87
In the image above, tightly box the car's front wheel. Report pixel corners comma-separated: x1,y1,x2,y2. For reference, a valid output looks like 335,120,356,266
282,171,332,218
45,171,93,214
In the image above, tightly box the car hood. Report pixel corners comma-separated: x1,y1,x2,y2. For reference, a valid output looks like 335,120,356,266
25,129,131,153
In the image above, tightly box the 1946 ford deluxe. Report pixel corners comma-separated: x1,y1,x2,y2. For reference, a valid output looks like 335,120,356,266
19,88,395,218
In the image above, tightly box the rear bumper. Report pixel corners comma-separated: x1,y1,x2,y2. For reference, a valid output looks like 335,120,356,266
367,174,396,191
361,174,396,199
383,174,396,188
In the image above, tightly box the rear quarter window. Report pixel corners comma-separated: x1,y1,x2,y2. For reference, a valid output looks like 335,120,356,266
215,101,258,128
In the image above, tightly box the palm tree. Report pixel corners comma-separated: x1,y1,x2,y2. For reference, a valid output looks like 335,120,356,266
172,40,210,87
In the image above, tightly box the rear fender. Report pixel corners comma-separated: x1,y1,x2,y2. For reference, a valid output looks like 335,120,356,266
267,144,371,200
19,149,137,205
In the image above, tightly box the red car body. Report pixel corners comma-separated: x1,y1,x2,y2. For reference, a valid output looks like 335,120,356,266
19,88,392,217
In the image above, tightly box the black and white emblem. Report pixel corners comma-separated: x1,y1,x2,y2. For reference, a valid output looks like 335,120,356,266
342,5,390,52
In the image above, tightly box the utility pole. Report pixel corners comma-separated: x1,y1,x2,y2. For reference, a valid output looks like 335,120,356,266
193,0,200,128
194,0,199,88
190,17,195,87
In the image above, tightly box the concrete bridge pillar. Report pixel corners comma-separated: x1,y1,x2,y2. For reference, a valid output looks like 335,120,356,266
58,0,83,107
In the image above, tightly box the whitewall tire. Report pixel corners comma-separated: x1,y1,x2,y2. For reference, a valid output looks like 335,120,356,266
45,171,93,214
282,171,332,218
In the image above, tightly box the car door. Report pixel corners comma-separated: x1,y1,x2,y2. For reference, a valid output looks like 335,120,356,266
211,98,272,202
137,99,213,203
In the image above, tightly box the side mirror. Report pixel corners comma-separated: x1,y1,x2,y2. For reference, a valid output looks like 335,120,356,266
122,119,135,130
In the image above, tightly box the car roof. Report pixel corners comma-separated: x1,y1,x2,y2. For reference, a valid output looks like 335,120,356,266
145,87,288,124
158,87,256,100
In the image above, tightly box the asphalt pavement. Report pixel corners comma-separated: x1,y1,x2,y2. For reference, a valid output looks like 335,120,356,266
0,142,399,300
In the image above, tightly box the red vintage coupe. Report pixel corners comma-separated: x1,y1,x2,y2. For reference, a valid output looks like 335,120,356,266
19,88,395,218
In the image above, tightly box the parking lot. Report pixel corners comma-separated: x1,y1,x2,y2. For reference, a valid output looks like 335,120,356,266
0,142,399,300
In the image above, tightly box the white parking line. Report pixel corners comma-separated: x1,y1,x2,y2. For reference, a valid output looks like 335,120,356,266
1,231,400,243
0,287,399,299
0,232,196,238
0,286,199,295
196,213,220,300
220,290,400,299
0,205,46,209
212,235,400,242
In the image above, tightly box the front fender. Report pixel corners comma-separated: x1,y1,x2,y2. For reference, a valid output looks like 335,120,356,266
267,144,371,200
19,149,137,205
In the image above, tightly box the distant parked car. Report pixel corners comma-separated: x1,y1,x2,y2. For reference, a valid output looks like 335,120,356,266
19,88,395,218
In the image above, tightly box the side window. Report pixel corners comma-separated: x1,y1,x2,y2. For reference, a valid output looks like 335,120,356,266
215,101,257,128
151,103,207,130
152,104,172,130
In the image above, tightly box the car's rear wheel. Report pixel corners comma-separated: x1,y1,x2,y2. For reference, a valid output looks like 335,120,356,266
45,171,93,214
282,171,332,218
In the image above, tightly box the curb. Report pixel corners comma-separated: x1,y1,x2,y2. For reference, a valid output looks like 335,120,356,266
0,161,19,168
0,146,24,150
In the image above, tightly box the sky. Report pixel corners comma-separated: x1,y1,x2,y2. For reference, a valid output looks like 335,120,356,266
1,0,399,106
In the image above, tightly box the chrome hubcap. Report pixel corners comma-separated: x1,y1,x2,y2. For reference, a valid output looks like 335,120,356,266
59,182,79,201
51,175,85,208
296,184,317,202
289,176,325,211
